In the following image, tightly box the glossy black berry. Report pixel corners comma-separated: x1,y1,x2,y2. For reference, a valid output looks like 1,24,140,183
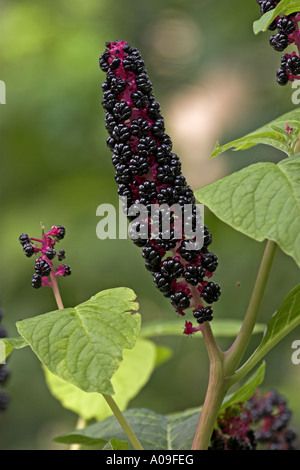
113,143,133,163
276,67,289,85
129,154,149,176
170,291,190,309
193,306,213,324
160,258,184,280
131,90,149,109
269,33,289,52
31,273,42,289
19,233,30,245
56,225,66,240
23,243,35,258
35,259,51,276
201,282,221,304
153,272,172,295
135,73,153,94
62,264,71,276
130,118,150,137
114,163,132,184
201,251,218,272
142,245,162,271
138,181,157,205
112,102,132,122
184,264,205,285
179,239,201,261
277,17,296,35
45,248,56,260
112,124,131,143
203,226,212,247
102,90,118,110
287,55,300,75
137,136,156,158
259,1,277,15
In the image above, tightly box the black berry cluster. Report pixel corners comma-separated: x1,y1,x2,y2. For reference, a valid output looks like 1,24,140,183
100,41,221,334
19,225,71,289
209,389,299,450
256,1,300,85
209,402,257,450
0,307,10,415
247,389,298,450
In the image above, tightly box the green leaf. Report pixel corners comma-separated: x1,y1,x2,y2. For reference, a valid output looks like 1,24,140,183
221,362,266,412
141,319,265,338
16,288,140,394
1,336,28,359
54,408,200,450
253,1,300,34
195,155,300,267
234,284,300,382
43,338,157,421
102,438,130,450
210,109,300,158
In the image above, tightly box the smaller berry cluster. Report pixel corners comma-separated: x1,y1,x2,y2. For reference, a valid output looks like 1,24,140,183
209,389,298,450
19,225,71,289
247,389,298,450
0,307,10,416
257,1,300,85
209,403,257,450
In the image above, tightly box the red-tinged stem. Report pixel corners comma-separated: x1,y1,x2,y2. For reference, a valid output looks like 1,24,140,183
49,271,64,310
191,321,226,450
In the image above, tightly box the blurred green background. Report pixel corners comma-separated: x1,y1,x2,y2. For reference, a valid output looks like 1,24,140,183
1,0,299,450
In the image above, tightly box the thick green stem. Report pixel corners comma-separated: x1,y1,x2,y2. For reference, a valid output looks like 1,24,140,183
50,271,65,310
191,240,277,450
191,322,226,450
103,394,144,450
224,240,277,375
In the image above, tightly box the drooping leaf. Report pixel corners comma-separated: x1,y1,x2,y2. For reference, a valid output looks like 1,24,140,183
102,438,130,450
210,109,300,158
16,288,140,394
43,338,157,421
195,155,300,267
234,284,300,382
253,1,300,34
221,362,266,412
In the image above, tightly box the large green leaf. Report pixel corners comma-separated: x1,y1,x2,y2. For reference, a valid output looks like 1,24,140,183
16,288,140,394
54,408,199,450
233,284,300,383
43,338,157,421
253,1,300,34
210,109,300,158
53,365,267,450
195,155,300,267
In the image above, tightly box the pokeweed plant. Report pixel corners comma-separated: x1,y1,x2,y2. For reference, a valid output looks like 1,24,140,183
2,0,300,451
